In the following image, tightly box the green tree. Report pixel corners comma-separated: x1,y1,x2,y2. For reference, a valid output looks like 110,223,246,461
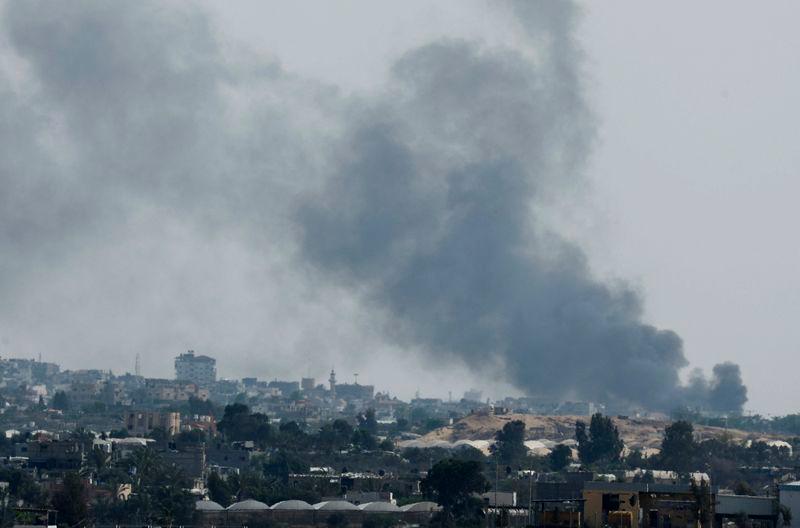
421,458,489,527
358,408,378,434
147,426,168,443
452,445,487,463
207,471,233,507
733,480,755,496
0,467,47,507
52,391,70,411
120,451,194,525
279,420,303,436
187,396,215,416
218,404,272,445
317,419,354,452
625,448,646,469
491,420,527,465
549,444,573,471
263,450,309,484
352,429,378,451
575,413,623,465
87,446,111,474
660,420,697,472
51,472,88,527
691,479,713,528
779,504,792,526
277,420,308,449
127,447,159,489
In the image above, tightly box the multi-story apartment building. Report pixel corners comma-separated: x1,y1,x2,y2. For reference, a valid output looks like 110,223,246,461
174,350,216,387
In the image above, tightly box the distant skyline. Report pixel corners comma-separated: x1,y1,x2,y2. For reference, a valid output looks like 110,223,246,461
1,1,797,414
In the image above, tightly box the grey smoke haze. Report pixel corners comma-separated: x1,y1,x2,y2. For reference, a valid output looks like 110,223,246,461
0,0,746,412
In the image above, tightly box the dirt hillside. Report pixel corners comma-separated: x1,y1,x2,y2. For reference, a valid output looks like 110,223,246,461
418,413,782,450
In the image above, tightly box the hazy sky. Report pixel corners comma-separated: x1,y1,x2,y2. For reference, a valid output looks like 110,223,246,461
199,1,800,413
1,1,797,414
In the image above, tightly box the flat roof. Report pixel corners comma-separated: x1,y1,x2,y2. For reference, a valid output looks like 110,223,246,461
584,482,719,494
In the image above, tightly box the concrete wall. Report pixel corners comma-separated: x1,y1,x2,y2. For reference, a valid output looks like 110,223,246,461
780,486,800,526
717,495,777,517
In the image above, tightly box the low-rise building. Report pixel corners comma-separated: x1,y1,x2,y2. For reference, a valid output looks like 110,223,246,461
583,481,717,528
15,440,84,470
162,445,206,480
126,411,181,436
715,494,778,528
145,378,208,402
779,482,800,527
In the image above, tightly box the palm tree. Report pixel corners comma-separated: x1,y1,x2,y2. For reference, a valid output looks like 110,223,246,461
86,446,111,475
128,447,159,489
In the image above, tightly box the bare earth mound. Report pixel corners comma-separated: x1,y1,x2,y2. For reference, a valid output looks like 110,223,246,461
417,413,784,451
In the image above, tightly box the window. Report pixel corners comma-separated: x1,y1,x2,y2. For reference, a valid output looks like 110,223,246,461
603,494,621,511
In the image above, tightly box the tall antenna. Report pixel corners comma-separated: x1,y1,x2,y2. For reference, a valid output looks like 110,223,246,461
135,353,141,377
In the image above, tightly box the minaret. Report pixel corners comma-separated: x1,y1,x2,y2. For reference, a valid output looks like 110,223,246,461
329,369,337,399
135,354,141,377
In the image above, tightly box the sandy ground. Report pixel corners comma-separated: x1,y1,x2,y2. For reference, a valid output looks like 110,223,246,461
416,413,784,450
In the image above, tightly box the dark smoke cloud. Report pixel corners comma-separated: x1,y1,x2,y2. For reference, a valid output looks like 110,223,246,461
0,0,747,411
685,363,748,414
297,4,749,412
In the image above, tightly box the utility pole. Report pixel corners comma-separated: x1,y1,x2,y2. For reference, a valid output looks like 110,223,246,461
528,467,534,526
495,452,499,527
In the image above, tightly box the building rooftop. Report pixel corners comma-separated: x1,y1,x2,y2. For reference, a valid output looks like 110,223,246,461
227,499,269,511
400,501,441,512
358,502,401,512
313,501,359,511
584,481,719,494
271,500,313,510
195,500,224,511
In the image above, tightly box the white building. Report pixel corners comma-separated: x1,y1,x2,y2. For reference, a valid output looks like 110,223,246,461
174,350,216,387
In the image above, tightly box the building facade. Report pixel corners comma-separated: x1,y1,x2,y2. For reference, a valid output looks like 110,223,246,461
583,481,717,528
175,350,216,387
126,410,181,436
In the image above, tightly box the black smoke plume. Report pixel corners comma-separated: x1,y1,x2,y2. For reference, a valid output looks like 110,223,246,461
0,1,747,412
297,3,748,412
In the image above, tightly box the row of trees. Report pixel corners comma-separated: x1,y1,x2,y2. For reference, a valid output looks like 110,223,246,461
0,448,196,527
673,407,800,437
490,414,625,470
216,404,393,453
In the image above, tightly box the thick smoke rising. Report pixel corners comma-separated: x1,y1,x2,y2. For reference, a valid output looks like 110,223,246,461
0,1,747,411
296,3,749,412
